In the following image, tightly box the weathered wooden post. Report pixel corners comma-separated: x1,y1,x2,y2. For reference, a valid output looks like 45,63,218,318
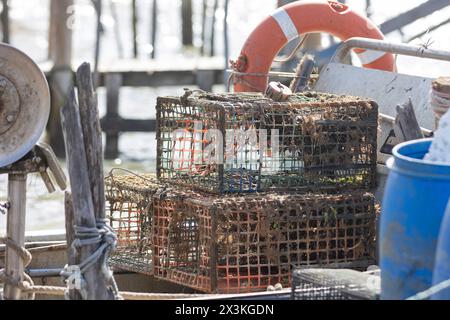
223,0,230,86
132,0,138,58
150,0,158,59
109,0,124,59
61,89,101,299
61,79,116,299
181,0,193,47
209,0,218,56
76,63,105,220
104,73,123,160
93,0,103,85
48,0,74,157
63,191,81,300
366,0,372,18
394,99,424,142
1,0,10,43
200,0,207,56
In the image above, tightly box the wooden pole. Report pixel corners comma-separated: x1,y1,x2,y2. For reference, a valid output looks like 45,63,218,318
150,0,157,59
76,63,105,220
223,0,230,85
181,0,193,47
47,0,74,157
394,99,424,142
48,0,55,60
366,0,372,18
200,0,207,56
49,0,73,68
3,174,27,300
380,0,449,35
93,0,103,86
61,89,113,300
104,73,123,160
132,0,138,58
1,0,10,43
64,191,82,300
110,0,124,59
209,0,218,56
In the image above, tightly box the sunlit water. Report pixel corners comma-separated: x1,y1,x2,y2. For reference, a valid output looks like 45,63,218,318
0,0,449,232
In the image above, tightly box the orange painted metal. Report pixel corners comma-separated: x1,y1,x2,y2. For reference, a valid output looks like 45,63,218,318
234,0,396,92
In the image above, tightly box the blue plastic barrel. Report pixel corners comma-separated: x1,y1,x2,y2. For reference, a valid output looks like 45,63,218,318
380,138,450,300
431,199,450,299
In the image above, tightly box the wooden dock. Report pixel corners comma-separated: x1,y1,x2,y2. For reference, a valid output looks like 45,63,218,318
40,57,225,159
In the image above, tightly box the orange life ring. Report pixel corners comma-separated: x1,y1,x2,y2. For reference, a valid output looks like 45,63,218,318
233,0,396,92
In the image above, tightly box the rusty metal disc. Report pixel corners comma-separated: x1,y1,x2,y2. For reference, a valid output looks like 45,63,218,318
265,81,292,102
0,43,50,167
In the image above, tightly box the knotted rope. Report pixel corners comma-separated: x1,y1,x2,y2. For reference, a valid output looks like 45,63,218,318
0,236,36,300
60,218,122,300
431,88,450,122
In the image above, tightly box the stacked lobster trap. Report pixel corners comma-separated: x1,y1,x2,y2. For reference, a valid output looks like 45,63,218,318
152,190,377,293
156,91,378,193
106,90,380,294
105,171,162,275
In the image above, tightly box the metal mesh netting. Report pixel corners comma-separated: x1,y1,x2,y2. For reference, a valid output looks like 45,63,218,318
156,91,378,194
105,171,164,275
291,268,380,300
152,190,378,294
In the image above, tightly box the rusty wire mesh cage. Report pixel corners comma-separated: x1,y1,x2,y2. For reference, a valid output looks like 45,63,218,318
156,91,378,194
105,170,164,275
291,268,380,300
152,189,378,294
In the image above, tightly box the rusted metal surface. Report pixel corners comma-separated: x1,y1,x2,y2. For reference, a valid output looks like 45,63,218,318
156,91,378,194
152,189,378,294
0,43,50,167
0,147,47,175
0,75,20,135
105,171,164,275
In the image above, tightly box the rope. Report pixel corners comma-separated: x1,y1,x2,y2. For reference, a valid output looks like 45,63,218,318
15,285,215,300
60,218,122,300
0,236,36,300
0,235,213,301
406,278,450,300
431,89,450,118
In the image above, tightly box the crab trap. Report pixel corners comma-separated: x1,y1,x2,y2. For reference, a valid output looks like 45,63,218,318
105,171,164,275
156,91,378,194
291,268,380,300
152,189,378,294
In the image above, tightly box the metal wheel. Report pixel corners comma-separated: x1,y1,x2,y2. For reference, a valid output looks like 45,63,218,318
0,43,50,167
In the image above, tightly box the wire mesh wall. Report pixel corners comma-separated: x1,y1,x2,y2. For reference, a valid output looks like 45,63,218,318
156,91,378,194
291,268,380,300
152,189,378,293
105,171,164,275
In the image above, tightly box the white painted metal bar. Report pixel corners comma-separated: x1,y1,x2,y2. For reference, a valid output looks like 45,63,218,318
332,37,450,65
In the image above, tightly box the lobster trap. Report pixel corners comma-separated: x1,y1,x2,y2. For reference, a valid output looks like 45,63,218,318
105,171,164,275
156,91,378,194
152,189,378,294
